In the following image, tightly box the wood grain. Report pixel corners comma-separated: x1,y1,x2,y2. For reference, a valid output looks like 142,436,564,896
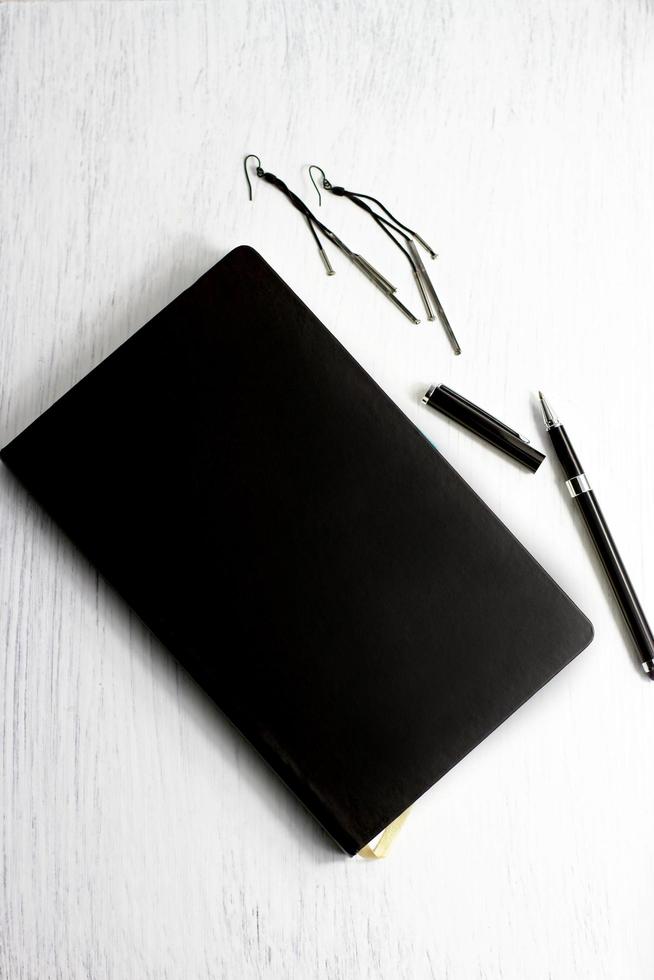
1,1,654,977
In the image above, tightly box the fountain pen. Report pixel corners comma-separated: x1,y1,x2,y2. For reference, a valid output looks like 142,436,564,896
539,392,654,677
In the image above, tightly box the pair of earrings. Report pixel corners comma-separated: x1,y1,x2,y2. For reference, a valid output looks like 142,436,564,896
243,155,461,355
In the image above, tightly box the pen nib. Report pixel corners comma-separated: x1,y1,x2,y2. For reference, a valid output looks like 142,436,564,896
538,391,560,429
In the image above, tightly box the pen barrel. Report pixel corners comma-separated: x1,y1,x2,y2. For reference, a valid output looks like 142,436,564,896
547,424,585,479
574,489,654,664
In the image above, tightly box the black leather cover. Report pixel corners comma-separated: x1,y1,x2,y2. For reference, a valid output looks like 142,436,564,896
1,246,594,855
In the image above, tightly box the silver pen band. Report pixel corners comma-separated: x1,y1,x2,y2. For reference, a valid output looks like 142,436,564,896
566,473,592,497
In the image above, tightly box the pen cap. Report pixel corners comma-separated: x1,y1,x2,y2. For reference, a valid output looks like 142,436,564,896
422,384,546,473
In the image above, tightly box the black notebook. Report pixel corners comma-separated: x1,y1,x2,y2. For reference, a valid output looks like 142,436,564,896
1,245,594,855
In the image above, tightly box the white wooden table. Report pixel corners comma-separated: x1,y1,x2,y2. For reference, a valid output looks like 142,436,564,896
2,2,654,977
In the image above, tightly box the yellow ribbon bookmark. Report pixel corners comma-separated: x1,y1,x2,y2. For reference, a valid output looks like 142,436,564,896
357,808,411,859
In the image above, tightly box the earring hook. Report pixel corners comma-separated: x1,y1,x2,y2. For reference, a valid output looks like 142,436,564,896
244,154,263,201
308,165,332,207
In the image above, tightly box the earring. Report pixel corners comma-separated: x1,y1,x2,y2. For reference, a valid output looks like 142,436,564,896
309,165,461,355
243,155,420,324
